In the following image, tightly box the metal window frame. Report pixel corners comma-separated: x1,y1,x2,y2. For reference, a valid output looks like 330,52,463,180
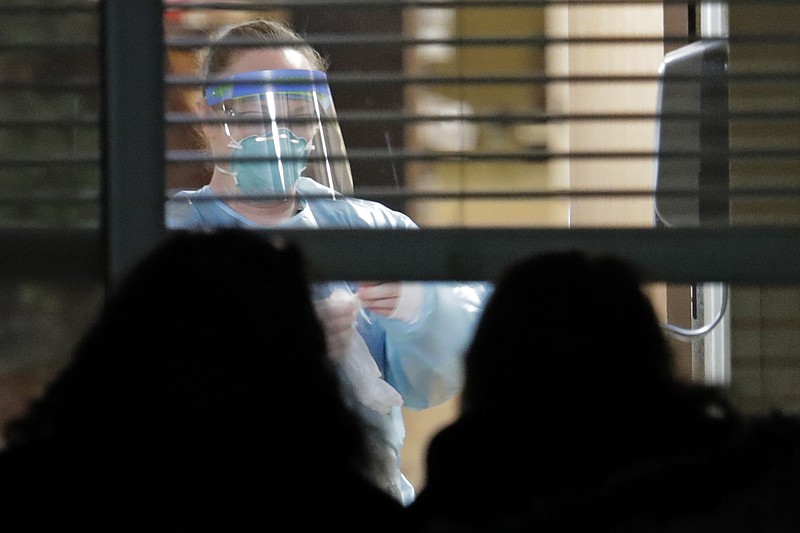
103,0,166,286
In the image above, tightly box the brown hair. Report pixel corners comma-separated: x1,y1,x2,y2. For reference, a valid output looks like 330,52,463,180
198,18,327,81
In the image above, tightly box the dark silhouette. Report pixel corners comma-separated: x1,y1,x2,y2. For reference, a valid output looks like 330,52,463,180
407,250,800,532
0,229,405,529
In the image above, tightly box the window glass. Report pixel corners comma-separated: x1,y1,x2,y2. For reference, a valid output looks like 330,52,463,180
0,1,102,434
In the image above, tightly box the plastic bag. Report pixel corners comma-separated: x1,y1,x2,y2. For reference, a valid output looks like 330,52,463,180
324,288,403,414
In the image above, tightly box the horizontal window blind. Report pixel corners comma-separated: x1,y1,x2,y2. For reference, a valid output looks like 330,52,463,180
155,0,800,283
2,1,799,283
0,1,104,382
153,0,800,442
0,2,101,233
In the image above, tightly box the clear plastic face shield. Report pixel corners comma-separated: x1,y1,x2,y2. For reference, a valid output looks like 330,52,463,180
205,69,353,199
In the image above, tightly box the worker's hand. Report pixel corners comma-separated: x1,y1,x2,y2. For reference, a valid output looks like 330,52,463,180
314,291,359,362
357,282,424,324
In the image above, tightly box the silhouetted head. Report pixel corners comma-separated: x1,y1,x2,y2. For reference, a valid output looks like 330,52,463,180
460,250,675,418
2,229,370,484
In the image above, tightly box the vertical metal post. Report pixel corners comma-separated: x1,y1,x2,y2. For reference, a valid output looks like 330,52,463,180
701,1,731,386
102,0,165,287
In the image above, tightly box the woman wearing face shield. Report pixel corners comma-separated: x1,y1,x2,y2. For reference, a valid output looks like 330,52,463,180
165,18,489,505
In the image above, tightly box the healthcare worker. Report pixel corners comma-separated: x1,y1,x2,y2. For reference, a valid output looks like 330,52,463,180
165,18,488,505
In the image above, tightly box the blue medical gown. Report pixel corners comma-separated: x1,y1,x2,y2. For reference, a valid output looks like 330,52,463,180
166,177,490,504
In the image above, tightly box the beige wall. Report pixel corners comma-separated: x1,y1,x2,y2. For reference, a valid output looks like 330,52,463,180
558,4,663,229
403,6,557,228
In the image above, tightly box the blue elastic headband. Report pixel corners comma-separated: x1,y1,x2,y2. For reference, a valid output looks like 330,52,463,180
204,69,332,108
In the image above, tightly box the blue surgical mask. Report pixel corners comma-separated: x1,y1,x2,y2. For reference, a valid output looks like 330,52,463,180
225,128,308,196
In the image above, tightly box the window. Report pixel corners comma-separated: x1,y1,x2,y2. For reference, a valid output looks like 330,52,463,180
3,0,800,488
